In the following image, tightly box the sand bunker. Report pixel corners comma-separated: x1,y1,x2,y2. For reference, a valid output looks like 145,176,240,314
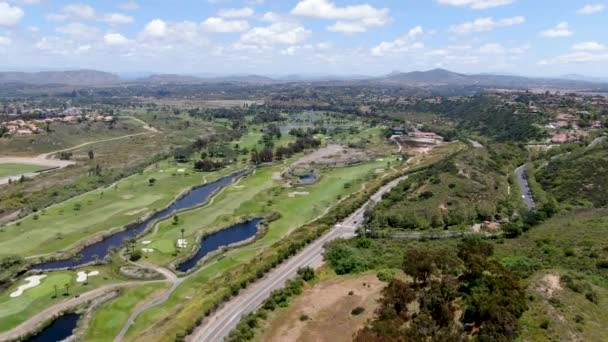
142,248,154,253
142,240,152,245
288,191,310,198
177,169,185,173
76,270,99,283
177,239,188,248
10,275,47,298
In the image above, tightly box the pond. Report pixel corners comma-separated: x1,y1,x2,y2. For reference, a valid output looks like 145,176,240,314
26,313,80,342
176,218,262,272
33,170,248,271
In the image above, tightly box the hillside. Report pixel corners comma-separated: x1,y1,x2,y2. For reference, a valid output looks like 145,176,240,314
0,70,121,86
536,141,608,207
367,144,523,231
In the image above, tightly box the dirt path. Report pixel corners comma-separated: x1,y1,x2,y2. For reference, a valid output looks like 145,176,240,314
0,117,158,186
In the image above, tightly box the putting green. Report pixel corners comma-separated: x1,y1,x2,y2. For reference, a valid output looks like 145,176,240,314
0,160,240,258
0,163,48,178
0,267,122,332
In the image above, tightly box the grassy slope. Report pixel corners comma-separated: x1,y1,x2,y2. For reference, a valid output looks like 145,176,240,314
123,161,389,341
0,160,239,258
0,266,125,332
535,144,608,207
83,283,168,342
0,164,48,178
0,120,146,156
496,209,608,340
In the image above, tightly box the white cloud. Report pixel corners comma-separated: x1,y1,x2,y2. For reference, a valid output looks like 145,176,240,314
572,41,606,51
0,35,11,45
63,3,96,20
292,0,389,33
449,16,525,34
143,19,168,37
541,22,572,38
104,33,129,45
118,1,139,10
240,22,311,46
280,42,331,55
202,17,249,32
436,0,514,10
217,7,254,18
577,4,606,14
0,2,24,26
55,22,100,39
371,26,424,56
539,51,608,65
102,13,134,25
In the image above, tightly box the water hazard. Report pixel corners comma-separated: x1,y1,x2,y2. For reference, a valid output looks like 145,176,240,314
26,313,81,342
33,171,246,270
176,218,262,272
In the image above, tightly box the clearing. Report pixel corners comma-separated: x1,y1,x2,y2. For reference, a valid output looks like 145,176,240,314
258,272,384,342
0,163,49,179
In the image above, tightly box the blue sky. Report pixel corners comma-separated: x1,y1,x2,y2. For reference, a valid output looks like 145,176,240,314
0,0,607,77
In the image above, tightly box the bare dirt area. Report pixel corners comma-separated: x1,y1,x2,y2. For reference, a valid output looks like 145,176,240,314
293,144,370,168
538,273,562,297
260,273,384,342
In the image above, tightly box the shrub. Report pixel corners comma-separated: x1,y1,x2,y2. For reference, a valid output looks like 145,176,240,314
351,307,365,315
299,314,309,321
540,319,550,330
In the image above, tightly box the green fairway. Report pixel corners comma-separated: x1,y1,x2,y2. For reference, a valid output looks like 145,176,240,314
0,163,48,178
122,159,393,341
83,283,168,342
0,160,240,258
0,267,124,332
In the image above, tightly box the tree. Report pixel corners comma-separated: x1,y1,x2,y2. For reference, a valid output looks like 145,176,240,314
296,267,315,281
173,215,179,225
64,283,70,296
149,178,156,186
180,227,185,241
88,150,94,160
402,246,438,285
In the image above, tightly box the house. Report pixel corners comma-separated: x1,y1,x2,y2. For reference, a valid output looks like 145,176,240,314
391,126,407,136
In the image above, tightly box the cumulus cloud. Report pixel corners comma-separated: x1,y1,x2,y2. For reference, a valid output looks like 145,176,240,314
540,22,572,37
102,13,134,25
55,22,100,39
436,0,514,10
202,17,249,32
143,19,168,38
577,4,606,14
240,22,311,46
449,16,525,34
217,7,254,18
63,3,96,20
572,41,606,51
0,35,11,45
280,42,331,55
292,0,389,33
371,26,424,56
104,33,129,45
0,2,24,26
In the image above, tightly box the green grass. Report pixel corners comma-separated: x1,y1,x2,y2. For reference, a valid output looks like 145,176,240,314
495,208,608,341
0,164,48,178
83,283,168,342
0,266,124,332
122,160,390,341
0,160,239,258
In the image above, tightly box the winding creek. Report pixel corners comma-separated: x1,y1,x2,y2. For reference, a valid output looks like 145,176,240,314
33,170,248,271
176,218,263,272
26,313,81,342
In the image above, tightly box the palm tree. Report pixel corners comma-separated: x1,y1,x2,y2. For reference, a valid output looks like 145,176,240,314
180,228,185,241
64,283,70,296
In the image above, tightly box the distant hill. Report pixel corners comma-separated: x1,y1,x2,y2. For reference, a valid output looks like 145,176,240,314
0,69,121,86
137,74,276,84
375,68,607,89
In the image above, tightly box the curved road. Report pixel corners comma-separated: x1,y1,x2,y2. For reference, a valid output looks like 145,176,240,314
187,175,408,342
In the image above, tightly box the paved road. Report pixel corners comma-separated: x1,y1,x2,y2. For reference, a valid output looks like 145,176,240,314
515,165,536,210
187,175,408,342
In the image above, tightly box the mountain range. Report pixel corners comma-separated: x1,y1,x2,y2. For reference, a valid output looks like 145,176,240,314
0,68,606,89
